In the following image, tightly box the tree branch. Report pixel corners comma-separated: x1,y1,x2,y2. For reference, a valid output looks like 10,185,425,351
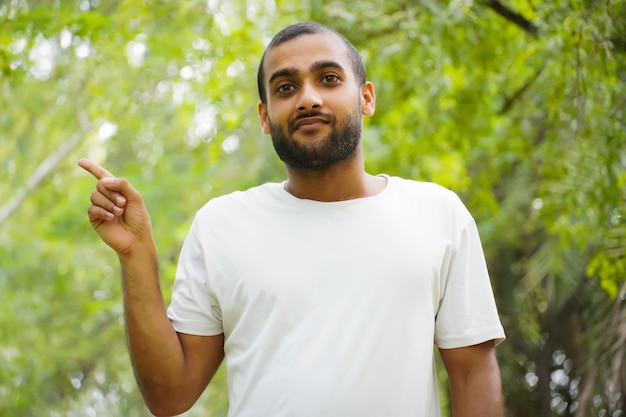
499,65,545,114
483,0,539,36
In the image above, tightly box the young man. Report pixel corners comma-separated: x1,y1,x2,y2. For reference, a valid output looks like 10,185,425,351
79,22,505,417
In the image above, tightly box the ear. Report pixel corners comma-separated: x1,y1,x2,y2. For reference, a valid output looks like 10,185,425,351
360,81,376,117
258,101,271,135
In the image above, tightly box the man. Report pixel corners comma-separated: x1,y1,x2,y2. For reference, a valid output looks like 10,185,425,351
79,22,505,417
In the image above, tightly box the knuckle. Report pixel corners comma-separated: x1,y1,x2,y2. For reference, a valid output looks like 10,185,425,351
95,182,107,193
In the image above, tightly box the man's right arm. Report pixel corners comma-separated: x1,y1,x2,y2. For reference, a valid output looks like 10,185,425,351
78,158,224,416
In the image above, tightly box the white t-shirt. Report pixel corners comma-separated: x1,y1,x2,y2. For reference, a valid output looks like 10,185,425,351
167,176,505,417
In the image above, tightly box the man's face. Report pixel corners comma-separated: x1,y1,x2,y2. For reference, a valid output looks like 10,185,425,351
258,32,375,170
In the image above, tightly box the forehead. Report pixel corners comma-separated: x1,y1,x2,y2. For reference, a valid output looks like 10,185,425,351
263,31,352,81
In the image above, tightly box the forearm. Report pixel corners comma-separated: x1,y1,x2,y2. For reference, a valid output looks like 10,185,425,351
118,244,188,408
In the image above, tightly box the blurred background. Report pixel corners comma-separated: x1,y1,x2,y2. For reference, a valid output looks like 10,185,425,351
1,0,625,416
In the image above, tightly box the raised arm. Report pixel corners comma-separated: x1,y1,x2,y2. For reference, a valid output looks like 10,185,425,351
439,340,504,417
78,158,224,416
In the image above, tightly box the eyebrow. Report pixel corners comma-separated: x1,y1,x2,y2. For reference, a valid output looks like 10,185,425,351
268,60,346,86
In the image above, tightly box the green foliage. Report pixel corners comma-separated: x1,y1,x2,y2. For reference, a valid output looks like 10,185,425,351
1,0,624,416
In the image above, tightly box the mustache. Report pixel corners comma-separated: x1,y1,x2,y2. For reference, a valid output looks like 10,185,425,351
288,111,335,133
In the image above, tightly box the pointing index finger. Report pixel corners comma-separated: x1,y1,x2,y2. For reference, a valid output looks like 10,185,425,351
78,158,116,180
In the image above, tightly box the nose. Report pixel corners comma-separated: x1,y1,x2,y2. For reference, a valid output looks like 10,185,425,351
297,82,322,112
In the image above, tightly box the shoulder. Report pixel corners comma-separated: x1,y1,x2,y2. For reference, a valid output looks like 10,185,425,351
388,176,466,208
385,176,475,234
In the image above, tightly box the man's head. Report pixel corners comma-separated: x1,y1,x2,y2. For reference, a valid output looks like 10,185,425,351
257,22,366,104
256,23,375,171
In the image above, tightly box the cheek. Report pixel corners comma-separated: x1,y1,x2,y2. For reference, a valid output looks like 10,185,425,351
266,106,290,126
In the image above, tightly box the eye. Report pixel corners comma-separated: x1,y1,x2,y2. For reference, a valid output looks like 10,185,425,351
321,74,340,85
276,83,296,94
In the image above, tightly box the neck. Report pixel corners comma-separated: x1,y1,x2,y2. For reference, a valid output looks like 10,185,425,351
283,147,386,202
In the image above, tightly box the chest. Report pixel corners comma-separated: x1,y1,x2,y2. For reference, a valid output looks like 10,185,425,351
204,202,453,337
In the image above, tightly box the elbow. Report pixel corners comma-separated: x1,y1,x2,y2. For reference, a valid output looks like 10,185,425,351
141,390,195,417
146,401,193,417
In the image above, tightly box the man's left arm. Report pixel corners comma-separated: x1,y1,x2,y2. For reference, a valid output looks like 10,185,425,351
439,340,504,417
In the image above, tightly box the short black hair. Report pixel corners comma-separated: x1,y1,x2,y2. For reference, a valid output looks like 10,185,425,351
257,22,367,104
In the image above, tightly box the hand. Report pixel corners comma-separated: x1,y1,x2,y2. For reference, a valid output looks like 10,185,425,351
78,158,153,257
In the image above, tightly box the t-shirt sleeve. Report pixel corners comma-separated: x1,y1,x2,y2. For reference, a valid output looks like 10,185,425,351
434,198,505,349
167,215,224,336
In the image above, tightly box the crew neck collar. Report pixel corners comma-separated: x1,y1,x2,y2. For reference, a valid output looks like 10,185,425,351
275,174,393,206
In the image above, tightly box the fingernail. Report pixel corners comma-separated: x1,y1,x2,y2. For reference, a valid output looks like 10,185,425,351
103,178,115,185
116,196,125,205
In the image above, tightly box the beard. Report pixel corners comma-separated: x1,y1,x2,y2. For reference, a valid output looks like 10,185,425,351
268,107,362,170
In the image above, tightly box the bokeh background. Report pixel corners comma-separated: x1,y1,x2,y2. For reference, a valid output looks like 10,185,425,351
1,0,625,416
